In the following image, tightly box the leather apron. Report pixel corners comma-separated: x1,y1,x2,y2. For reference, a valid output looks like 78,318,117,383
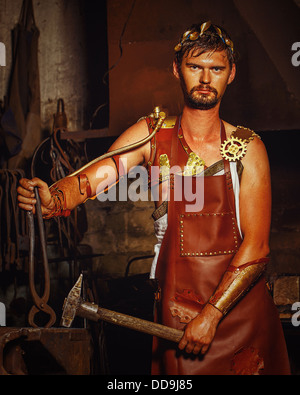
150,117,290,375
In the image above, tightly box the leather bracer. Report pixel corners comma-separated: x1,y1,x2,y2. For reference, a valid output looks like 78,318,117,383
43,185,71,219
43,174,92,219
208,257,269,315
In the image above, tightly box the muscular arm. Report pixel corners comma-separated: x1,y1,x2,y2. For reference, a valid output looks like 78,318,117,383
17,120,151,216
179,137,272,354
232,137,271,262
86,119,151,196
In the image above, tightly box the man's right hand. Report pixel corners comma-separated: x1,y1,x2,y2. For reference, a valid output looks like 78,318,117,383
17,178,54,216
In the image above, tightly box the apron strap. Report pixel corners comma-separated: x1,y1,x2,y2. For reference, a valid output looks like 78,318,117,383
170,116,180,168
169,117,237,214
220,121,236,214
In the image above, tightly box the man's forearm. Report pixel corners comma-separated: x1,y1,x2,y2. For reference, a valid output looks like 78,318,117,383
43,174,92,219
208,257,269,316
43,156,122,219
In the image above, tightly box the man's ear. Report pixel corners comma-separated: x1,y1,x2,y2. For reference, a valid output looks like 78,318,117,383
227,63,236,85
173,60,180,80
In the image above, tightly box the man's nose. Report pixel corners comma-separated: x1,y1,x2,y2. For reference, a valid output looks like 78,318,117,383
200,69,211,84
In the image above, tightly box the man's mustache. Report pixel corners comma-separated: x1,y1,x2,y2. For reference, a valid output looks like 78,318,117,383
190,85,218,95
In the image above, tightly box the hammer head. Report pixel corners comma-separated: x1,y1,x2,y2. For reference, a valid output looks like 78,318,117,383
61,274,83,328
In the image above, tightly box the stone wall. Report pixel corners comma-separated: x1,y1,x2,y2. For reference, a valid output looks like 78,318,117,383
82,194,156,279
0,0,108,132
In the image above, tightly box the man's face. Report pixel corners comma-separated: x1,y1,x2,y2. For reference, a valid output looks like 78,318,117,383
174,49,236,110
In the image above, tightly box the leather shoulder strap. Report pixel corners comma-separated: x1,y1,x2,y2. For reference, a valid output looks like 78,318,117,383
221,121,236,213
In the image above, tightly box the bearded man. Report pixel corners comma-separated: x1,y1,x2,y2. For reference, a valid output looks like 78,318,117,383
17,21,290,375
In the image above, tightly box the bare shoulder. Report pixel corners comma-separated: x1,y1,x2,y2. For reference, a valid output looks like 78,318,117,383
242,133,269,171
108,119,151,167
223,121,237,139
223,121,268,166
109,119,150,149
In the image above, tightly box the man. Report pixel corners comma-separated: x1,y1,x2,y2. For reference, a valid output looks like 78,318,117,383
18,21,290,375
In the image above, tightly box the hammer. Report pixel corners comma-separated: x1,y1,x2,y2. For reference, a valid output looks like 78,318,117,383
61,274,183,343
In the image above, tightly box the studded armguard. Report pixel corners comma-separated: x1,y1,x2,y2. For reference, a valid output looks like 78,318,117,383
208,257,269,315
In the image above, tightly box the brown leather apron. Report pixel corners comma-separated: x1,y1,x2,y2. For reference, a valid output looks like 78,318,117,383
150,117,290,375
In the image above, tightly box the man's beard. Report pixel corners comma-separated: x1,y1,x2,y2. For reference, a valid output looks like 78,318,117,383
180,78,219,110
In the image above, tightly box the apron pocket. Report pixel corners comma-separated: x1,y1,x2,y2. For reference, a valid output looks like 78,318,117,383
179,212,239,257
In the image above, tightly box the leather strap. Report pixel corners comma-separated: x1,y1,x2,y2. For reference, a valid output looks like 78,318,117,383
172,118,236,214
220,121,236,214
78,174,92,198
170,116,180,168
226,257,270,273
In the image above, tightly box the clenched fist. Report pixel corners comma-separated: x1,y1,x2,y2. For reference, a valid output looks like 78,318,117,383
178,303,222,355
17,178,54,216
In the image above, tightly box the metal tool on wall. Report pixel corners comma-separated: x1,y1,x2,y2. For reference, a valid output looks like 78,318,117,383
0,169,27,272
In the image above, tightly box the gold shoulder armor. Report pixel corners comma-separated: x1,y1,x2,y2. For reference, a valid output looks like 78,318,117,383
143,107,176,129
161,116,177,129
220,126,260,162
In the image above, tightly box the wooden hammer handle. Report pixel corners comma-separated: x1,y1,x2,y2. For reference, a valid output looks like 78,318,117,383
78,302,184,343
